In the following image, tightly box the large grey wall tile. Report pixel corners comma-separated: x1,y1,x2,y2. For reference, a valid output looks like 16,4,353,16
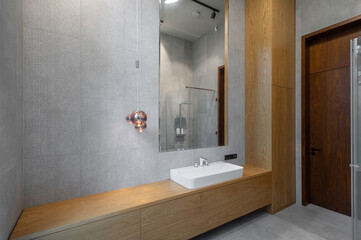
0,167,23,240
139,150,159,185
24,155,81,207
24,28,81,158
229,0,245,162
80,52,125,100
24,0,80,39
0,0,23,238
80,0,118,55
115,150,141,189
80,152,117,196
80,97,116,154
0,0,23,172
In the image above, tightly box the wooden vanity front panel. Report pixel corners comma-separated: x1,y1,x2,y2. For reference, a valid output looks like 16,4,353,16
10,166,271,240
35,210,140,240
141,173,271,240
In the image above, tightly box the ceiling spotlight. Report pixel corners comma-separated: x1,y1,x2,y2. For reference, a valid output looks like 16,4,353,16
211,11,216,19
192,11,200,18
165,0,179,4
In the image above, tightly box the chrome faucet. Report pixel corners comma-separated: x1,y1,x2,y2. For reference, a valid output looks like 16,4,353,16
193,157,209,167
199,157,209,167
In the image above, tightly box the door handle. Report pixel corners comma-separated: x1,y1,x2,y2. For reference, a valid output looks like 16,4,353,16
311,147,321,156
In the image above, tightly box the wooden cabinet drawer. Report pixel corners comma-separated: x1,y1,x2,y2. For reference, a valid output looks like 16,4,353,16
141,173,271,240
36,210,140,240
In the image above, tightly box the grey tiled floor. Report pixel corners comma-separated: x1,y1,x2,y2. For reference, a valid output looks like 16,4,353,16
192,204,352,240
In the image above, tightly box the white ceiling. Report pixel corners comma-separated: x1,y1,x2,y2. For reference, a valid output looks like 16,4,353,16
160,0,225,42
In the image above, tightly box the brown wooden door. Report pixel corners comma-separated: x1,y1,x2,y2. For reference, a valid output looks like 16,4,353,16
306,27,358,216
309,68,351,216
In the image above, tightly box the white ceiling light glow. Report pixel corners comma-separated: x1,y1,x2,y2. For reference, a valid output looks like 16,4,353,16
165,0,179,4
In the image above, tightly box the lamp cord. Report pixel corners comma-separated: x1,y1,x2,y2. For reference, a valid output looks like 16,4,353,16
136,0,141,110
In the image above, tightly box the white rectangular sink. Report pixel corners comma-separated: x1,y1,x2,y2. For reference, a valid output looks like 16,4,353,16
170,161,244,189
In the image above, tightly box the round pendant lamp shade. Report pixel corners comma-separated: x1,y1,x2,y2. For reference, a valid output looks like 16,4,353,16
126,110,147,132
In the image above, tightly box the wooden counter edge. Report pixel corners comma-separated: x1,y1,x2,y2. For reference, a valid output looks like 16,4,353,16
10,164,271,240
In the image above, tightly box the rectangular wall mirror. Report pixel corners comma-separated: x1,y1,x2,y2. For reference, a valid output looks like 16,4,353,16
159,0,228,152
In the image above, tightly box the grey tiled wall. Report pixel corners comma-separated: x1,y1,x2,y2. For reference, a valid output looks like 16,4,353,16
0,0,23,239
295,0,361,204
23,0,245,208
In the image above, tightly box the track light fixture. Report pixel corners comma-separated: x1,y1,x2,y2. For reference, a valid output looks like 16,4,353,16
191,0,220,20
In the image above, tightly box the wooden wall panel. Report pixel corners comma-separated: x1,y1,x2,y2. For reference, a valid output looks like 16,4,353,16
245,0,295,214
245,0,273,170
36,211,140,240
272,0,295,88
271,0,296,213
272,86,295,212
141,174,272,240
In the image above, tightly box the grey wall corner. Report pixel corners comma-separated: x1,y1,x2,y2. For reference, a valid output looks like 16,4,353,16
0,0,24,239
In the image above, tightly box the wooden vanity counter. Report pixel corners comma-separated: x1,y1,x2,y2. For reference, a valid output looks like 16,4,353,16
10,165,271,240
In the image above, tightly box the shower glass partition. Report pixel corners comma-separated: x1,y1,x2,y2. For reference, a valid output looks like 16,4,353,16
187,86,218,149
159,86,217,151
351,36,361,240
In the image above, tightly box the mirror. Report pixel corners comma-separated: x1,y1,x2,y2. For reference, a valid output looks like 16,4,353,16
159,0,228,152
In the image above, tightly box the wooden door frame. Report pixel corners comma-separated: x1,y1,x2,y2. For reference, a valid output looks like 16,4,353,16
218,65,225,146
301,14,361,206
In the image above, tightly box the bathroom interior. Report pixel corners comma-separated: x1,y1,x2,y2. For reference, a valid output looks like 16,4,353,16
1,0,361,239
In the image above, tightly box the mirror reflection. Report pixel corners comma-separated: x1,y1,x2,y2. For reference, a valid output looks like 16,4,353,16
159,0,227,152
